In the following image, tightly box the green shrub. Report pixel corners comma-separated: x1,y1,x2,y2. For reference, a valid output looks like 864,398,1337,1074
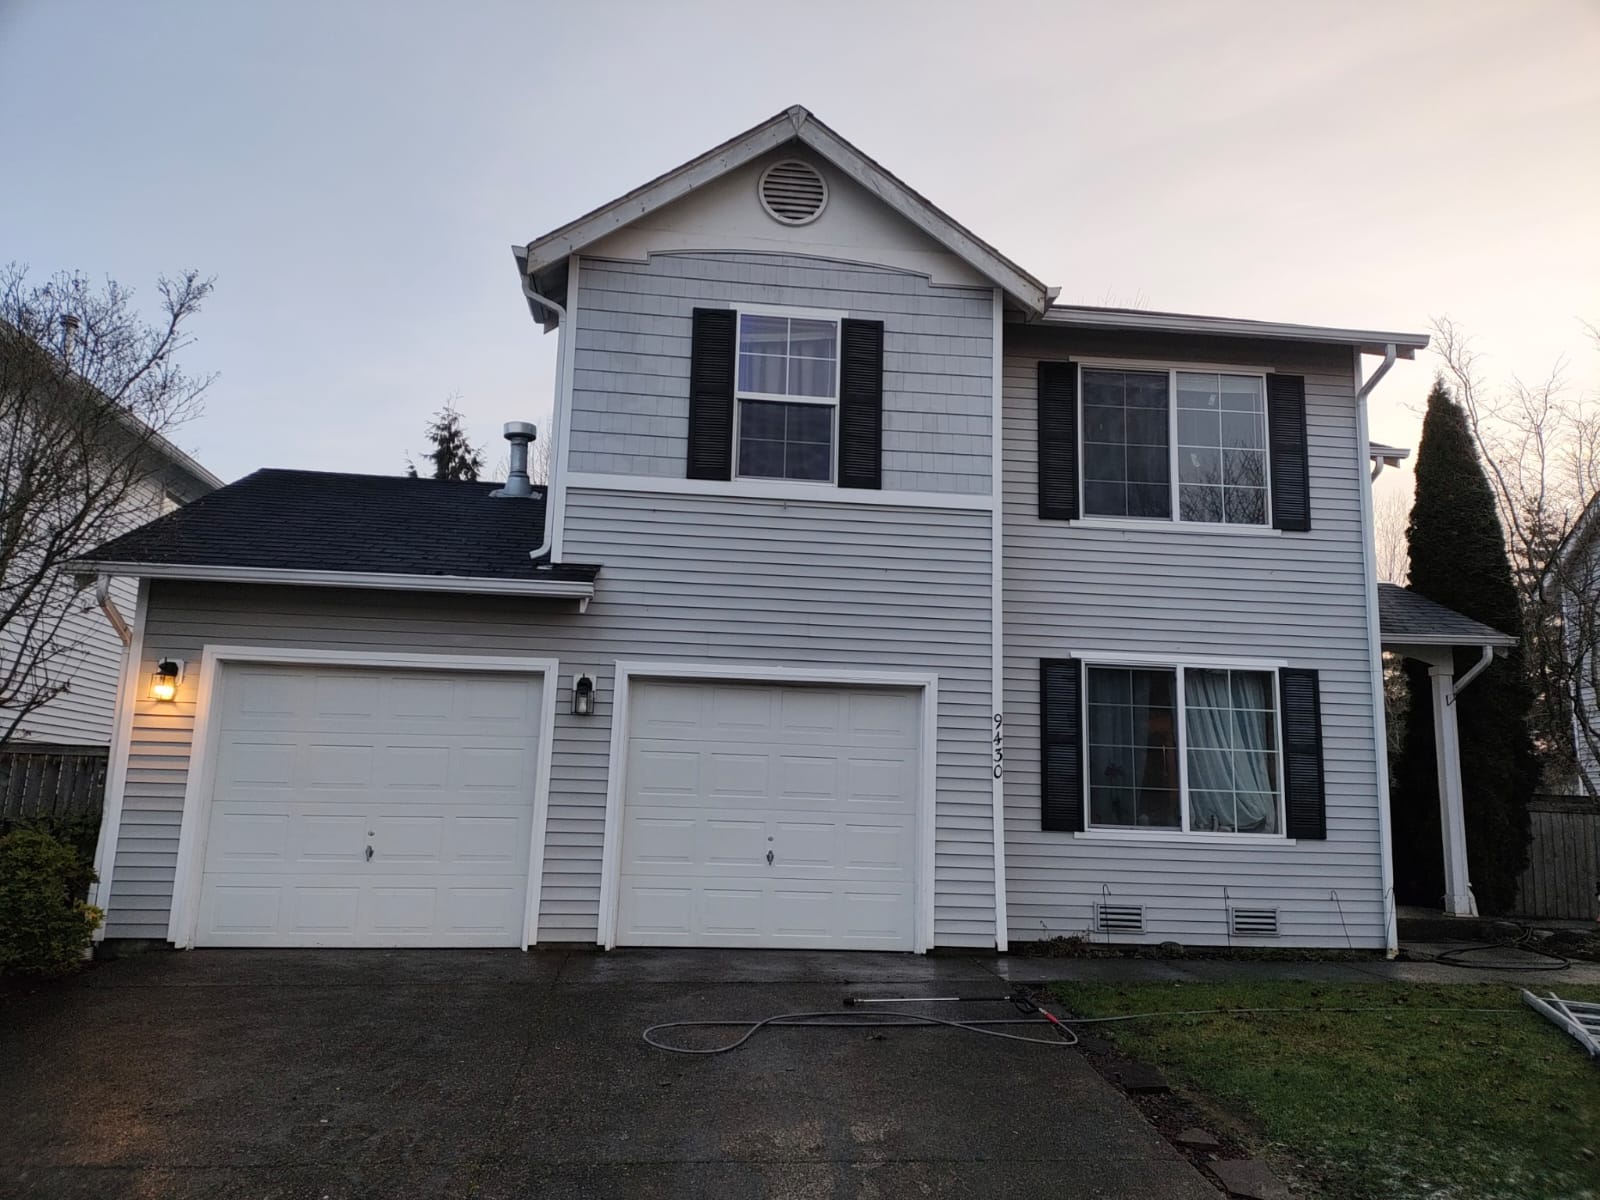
0,811,101,878
0,827,102,977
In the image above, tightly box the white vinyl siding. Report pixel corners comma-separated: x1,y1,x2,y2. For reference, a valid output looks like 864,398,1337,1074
1004,327,1386,948
568,252,993,494
104,491,997,948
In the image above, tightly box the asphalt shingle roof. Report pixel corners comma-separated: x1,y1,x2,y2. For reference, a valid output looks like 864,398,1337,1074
76,469,599,583
1377,583,1517,647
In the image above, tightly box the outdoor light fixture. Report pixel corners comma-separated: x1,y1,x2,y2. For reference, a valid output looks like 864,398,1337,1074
149,659,181,703
572,673,595,716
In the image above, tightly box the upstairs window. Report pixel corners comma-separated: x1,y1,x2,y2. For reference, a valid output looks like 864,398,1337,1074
734,312,839,483
1080,366,1270,526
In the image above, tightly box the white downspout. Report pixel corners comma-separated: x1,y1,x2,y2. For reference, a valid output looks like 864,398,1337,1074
1356,342,1400,955
1449,643,1498,699
519,270,568,564
95,575,133,647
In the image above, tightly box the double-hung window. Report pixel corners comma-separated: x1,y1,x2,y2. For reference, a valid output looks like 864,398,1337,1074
1081,367,1270,526
1085,662,1283,834
734,311,840,483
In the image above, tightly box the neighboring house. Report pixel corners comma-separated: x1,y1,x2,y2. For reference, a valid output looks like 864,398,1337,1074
0,336,219,752
1548,493,1600,795
75,106,1456,953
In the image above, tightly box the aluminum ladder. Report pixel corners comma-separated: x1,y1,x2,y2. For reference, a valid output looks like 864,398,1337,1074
1522,990,1600,1060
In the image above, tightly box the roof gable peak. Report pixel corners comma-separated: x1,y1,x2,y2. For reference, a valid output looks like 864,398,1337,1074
515,105,1050,314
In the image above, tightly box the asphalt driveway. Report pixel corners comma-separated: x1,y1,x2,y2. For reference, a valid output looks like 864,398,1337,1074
0,949,1216,1199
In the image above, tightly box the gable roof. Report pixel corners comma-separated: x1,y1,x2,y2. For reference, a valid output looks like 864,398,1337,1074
69,469,599,595
1377,583,1518,648
514,105,1053,315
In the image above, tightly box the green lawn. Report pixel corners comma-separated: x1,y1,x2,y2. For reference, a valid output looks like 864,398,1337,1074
1051,982,1600,1200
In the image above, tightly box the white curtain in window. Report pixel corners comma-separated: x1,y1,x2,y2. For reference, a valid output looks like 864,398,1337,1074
1185,669,1277,833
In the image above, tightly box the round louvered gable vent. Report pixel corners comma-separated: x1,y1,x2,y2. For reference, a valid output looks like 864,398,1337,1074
758,160,828,225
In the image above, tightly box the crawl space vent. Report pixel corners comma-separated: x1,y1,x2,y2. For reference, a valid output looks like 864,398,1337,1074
758,160,828,225
1094,904,1145,935
1230,908,1280,938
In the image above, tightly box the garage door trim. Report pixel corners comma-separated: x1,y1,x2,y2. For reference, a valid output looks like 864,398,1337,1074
599,661,938,953
166,645,559,949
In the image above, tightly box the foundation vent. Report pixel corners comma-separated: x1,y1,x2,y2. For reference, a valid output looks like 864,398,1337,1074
759,159,828,225
1094,903,1145,935
1230,908,1280,938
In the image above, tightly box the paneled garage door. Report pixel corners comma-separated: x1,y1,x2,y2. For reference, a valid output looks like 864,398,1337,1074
616,679,920,950
194,664,543,947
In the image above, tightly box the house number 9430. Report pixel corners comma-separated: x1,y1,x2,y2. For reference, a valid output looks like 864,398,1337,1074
992,713,1004,778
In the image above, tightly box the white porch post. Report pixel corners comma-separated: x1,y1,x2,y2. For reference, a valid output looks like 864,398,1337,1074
1427,655,1477,917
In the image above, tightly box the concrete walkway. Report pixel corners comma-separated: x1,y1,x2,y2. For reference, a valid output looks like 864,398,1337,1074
0,949,1218,1200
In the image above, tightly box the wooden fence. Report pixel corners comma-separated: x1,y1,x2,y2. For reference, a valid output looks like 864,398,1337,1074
0,743,110,823
1515,794,1600,921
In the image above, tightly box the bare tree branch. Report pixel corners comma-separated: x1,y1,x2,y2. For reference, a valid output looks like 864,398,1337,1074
1430,315,1600,788
0,265,213,743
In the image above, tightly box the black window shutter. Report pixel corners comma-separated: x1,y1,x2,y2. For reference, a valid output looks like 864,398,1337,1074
1279,667,1327,839
1040,658,1085,832
686,308,736,481
838,319,884,490
1267,374,1310,531
1037,361,1079,520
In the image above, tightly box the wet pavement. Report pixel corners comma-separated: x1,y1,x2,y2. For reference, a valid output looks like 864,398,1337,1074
0,948,1218,1199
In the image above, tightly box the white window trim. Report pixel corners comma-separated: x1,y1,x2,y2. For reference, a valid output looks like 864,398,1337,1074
164,646,560,951
1077,654,1291,841
732,305,844,486
597,660,939,954
1076,359,1274,530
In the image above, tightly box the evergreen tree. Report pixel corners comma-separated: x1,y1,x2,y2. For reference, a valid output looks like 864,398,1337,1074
406,400,484,481
1393,377,1538,913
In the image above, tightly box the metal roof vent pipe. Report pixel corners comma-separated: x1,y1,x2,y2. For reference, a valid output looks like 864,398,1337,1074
60,314,80,365
491,421,538,498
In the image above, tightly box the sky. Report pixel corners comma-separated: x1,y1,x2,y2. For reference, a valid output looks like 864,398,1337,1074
2,0,1597,507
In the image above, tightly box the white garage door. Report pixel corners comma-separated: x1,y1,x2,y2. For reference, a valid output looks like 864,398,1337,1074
194,664,543,947
616,679,921,950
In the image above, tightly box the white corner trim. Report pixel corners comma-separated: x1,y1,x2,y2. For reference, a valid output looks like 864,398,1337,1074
597,660,941,954
164,646,560,951
89,578,148,939
69,561,595,599
1355,348,1400,956
550,253,581,563
989,286,1008,952
564,472,993,511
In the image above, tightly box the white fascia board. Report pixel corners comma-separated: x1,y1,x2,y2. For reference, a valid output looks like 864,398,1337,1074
63,561,595,600
1040,306,1430,358
793,121,1050,314
1369,442,1411,464
520,110,804,278
1383,632,1519,649
516,106,1053,315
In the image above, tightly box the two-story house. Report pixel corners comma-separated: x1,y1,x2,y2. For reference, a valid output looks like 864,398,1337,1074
72,107,1435,954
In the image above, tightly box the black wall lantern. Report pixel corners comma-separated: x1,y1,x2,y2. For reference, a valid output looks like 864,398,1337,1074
572,673,595,716
149,658,183,703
